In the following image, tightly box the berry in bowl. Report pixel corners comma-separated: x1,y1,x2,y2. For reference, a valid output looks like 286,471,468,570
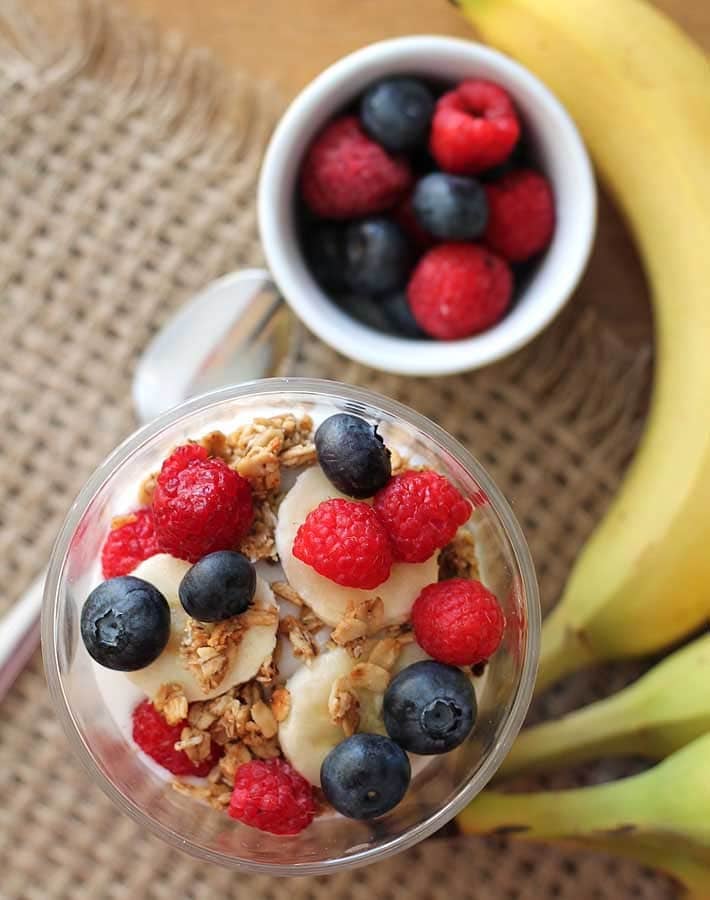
299,78,554,342
259,37,595,376
43,379,539,873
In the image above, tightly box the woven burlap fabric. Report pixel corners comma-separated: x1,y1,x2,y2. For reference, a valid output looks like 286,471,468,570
0,2,676,897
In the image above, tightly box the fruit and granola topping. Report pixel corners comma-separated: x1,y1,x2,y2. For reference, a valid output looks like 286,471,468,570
83,411,506,835
298,76,555,340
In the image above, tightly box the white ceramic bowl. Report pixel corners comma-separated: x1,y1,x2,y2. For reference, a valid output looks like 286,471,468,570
258,36,596,376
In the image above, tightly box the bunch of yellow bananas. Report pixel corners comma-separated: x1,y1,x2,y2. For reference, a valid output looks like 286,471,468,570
453,0,710,894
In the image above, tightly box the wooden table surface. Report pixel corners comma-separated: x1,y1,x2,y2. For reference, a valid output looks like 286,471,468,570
120,0,709,345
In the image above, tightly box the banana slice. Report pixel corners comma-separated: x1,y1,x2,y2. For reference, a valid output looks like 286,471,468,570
275,467,439,627
278,648,355,786
125,553,278,702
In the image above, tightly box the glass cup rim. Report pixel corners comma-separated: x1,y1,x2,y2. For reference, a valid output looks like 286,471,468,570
42,377,540,874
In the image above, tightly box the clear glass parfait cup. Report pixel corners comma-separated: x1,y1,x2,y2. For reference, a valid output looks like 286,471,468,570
42,378,540,874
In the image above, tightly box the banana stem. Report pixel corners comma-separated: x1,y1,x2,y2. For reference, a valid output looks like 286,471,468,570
534,607,598,694
498,691,641,779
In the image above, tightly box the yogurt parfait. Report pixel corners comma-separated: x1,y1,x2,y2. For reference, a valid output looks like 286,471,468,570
44,381,538,871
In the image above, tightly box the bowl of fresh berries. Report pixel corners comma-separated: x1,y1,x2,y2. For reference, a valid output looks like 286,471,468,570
43,379,539,872
258,36,596,376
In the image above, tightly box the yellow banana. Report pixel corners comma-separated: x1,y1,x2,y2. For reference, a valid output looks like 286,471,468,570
498,632,710,779
459,733,710,897
455,0,710,692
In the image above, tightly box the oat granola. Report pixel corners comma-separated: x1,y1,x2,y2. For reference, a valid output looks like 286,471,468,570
250,700,279,739
175,726,213,765
279,616,318,664
137,471,157,506
180,607,279,693
154,682,188,726
367,637,402,671
299,605,325,634
438,529,480,581
218,742,252,786
225,414,316,496
328,675,360,737
172,780,232,811
240,496,279,562
270,687,291,722
331,595,385,646
270,580,305,607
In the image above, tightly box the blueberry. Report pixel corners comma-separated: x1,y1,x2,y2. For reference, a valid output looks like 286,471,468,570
412,173,488,240
179,551,256,622
361,77,435,152
381,291,426,338
80,576,170,671
337,294,393,333
321,733,411,819
315,413,391,499
304,223,347,293
383,660,476,755
344,219,412,296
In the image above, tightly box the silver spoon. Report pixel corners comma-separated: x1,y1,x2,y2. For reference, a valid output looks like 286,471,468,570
0,269,296,701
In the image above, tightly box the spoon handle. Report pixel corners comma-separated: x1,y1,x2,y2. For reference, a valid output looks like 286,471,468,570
0,571,44,702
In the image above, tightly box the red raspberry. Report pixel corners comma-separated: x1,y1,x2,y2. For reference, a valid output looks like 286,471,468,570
132,699,220,776
412,578,505,666
407,243,513,340
228,758,316,835
293,498,393,589
484,169,555,262
300,116,412,220
430,80,520,175
373,470,471,563
152,445,253,563
101,508,159,578
158,442,207,479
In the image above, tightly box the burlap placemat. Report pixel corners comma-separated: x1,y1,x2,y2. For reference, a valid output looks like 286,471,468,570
0,2,676,897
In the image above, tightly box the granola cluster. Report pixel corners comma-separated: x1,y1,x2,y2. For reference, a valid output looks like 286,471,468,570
331,595,384,656
172,677,289,810
438,529,480,581
202,414,317,496
180,606,279,693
